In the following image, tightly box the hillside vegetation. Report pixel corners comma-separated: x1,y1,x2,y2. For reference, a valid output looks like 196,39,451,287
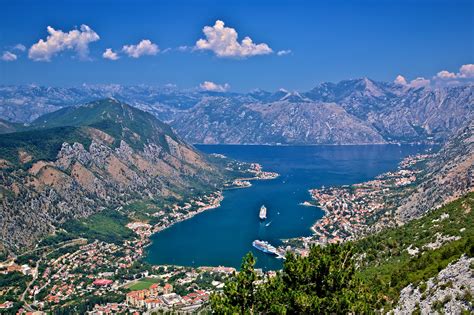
0,98,227,252
211,193,473,313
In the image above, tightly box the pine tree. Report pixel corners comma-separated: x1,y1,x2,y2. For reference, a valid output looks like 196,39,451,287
211,243,376,313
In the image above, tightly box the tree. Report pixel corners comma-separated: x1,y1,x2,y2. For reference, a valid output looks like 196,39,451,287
211,244,376,314
211,252,258,314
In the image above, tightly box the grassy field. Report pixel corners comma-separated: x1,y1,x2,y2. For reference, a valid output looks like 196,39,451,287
62,209,136,245
126,277,161,290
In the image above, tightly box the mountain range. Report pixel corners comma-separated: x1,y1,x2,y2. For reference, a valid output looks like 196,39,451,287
1,78,472,145
0,99,229,252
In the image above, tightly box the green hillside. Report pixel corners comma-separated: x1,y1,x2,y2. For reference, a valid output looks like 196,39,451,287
356,192,473,305
0,126,91,165
211,193,474,313
0,98,184,165
0,118,25,134
30,98,177,151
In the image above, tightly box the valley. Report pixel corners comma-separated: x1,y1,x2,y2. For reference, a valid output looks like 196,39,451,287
0,89,472,314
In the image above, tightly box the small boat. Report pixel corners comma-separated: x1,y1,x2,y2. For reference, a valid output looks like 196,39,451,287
265,221,272,227
259,205,267,220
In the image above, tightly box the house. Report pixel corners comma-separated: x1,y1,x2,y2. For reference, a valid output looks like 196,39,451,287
144,298,163,309
163,283,173,294
93,279,113,286
0,301,13,309
149,283,162,295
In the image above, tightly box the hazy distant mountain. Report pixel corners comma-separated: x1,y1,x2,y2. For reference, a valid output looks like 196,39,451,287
0,99,226,251
1,79,472,144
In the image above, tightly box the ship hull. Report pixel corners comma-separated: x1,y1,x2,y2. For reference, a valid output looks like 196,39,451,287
252,240,277,255
259,205,267,220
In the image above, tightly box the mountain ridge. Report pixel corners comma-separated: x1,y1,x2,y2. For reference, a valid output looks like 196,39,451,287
0,79,472,145
0,99,228,252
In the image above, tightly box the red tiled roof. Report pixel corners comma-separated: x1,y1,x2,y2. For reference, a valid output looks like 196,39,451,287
93,279,113,286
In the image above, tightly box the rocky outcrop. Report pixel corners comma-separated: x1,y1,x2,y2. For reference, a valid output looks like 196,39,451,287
0,99,225,252
397,120,474,222
393,255,473,314
173,98,385,145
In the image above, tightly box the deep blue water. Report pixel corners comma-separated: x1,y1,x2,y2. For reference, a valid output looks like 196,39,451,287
146,145,429,270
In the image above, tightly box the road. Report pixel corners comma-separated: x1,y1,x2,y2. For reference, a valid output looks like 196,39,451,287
19,238,87,310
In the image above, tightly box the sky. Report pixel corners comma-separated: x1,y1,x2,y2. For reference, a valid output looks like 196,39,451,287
0,0,472,91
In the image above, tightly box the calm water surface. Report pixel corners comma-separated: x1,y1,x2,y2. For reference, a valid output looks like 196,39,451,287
146,145,429,270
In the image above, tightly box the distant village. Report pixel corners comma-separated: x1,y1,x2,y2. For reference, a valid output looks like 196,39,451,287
281,154,432,252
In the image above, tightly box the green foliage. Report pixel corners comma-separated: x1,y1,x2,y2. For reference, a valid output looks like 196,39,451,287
37,231,75,248
0,272,31,305
0,118,25,134
212,244,375,314
0,126,91,165
212,194,473,313
0,251,7,262
0,98,184,165
30,98,176,152
51,292,124,314
15,252,41,265
355,193,474,305
211,253,257,314
62,209,135,244
0,272,28,289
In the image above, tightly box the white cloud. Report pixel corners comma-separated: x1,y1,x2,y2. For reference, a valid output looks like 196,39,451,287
458,64,474,78
409,77,431,88
1,51,17,62
436,70,456,79
394,75,408,85
13,44,26,52
393,75,430,88
199,81,230,92
177,45,191,52
122,39,159,58
102,48,119,60
29,24,100,61
277,49,292,56
435,64,474,80
195,20,273,58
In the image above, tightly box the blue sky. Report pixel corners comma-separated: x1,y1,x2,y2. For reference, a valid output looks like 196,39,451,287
0,0,472,91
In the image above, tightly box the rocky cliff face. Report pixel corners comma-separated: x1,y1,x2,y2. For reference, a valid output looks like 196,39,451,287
0,99,225,251
396,119,474,222
394,255,473,314
173,97,385,144
1,80,472,145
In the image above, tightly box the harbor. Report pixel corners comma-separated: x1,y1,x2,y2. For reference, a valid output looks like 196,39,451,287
146,144,427,270
252,240,286,259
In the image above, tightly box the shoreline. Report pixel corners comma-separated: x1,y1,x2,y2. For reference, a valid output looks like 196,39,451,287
135,165,280,263
300,153,432,247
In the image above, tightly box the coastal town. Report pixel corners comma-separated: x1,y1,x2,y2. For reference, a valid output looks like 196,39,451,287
282,153,432,251
0,161,278,314
0,152,434,313
0,150,459,313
